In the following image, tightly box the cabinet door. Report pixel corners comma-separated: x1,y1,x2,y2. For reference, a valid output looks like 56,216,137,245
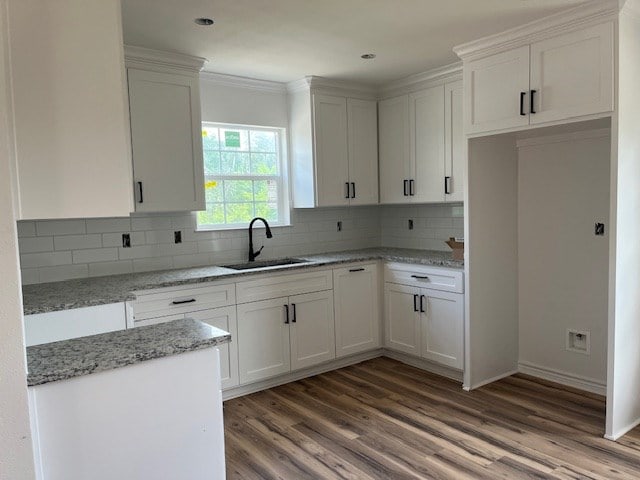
313,94,349,207
289,291,335,370
128,69,205,212
421,289,463,370
410,85,445,203
333,264,381,358
464,46,530,134
379,95,411,204
384,283,421,356
347,98,379,205
8,0,133,219
444,81,465,203
237,297,290,384
190,306,239,390
529,22,614,125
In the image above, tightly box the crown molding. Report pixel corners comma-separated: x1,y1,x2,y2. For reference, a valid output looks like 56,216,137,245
621,0,640,19
286,76,377,98
124,45,207,72
200,71,286,93
453,0,619,61
378,62,462,98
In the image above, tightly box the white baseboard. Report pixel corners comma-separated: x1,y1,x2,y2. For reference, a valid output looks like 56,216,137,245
518,361,606,395
465,369,519,391
382,349,463,382
605,416,640,441
223,349,384,401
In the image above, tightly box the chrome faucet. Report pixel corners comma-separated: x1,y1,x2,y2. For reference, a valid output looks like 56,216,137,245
248,217,273,262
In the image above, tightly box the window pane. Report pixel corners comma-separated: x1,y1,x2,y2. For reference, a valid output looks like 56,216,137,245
224,180,253,202
250,130,276,152
250,153,278,175
255,203,278,222
202,127,219,150
204,151,221,175
253,180,278,203
225,203,254,223
198,204,225,225
219,128,249,151
204,180,223,202
221,152,250,175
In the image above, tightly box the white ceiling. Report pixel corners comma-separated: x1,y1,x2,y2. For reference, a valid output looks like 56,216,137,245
121,0,588,86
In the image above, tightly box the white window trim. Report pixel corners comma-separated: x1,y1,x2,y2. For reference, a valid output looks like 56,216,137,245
196,122,290,231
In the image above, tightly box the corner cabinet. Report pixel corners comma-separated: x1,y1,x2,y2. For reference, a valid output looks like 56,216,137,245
461,22,614,135
288,77,379,207
8,0,134,219
125,46,206,212
379,78,464,204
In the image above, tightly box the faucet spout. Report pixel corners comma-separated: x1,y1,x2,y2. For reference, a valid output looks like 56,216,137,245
248,217,273,262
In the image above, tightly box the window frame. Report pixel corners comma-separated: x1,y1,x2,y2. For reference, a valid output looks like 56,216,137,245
196,122,290,231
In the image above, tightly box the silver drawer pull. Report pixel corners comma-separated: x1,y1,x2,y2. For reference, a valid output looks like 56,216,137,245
349,268,365,273
172,298,196,305
411,275,430,280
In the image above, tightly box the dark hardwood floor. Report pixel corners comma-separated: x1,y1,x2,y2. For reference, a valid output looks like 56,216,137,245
223,357,640,479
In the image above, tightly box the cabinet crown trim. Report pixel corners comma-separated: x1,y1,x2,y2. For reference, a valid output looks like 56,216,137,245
200,71,286,93
124,45,207,72
453,0,618,61
378,62,462,98
286,75,377,97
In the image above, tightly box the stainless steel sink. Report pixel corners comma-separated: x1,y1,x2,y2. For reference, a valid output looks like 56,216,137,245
222,258,308,270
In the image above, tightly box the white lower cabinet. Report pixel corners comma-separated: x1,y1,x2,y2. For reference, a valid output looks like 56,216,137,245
237,290,335,384
384,275,464,370
333,263,380,357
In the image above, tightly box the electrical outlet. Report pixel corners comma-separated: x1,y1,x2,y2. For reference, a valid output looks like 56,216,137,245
566,329,590,355
408,219,414,230
337,221,342,232
174,231,182,244
122,233,131,248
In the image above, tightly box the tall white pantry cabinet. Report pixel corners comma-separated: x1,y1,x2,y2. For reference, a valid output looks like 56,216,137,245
455,0,640,441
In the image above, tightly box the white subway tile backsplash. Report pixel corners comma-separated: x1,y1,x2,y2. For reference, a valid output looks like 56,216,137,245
19,236,54,254
73,248,118,264
17,221,36,237
86,218,132,233
88,260,134,277
53,234,102,251
18,203,462,284
21,251,72,268
36,219,86,236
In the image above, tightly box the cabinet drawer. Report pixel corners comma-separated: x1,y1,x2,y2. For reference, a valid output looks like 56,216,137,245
236,269,333,304
130,283,236,321
384,263,464,293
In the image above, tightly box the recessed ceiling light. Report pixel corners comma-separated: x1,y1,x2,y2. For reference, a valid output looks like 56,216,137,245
361,53,376,60
194,17,214,26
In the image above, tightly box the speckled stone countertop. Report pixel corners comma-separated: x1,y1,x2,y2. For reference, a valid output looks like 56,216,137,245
27,318,231,386
22,247,463,315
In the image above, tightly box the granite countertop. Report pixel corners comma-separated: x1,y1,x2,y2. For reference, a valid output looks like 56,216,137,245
22,247,463,315
27,318,231,386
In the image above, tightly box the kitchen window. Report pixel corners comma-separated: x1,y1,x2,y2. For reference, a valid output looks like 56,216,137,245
197,123,289,229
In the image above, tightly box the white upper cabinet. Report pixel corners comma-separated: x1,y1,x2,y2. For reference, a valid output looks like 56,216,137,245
8,0,133,219
347,99,379,205
125,47,206,213
464,46,531,135
529,22,614,125
378,95,410,204
410,85,446,203
461,22,614,135
445,81,465,202
378,76,463,204
313,94,350,206
288,77,379,208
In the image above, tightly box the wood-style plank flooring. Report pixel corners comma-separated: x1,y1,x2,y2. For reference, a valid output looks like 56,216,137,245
223,357,640,479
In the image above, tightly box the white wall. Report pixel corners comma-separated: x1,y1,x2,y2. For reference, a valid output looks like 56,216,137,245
464,135,519,390
606,2,640,440
518,131,610,392
0,0,36,476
